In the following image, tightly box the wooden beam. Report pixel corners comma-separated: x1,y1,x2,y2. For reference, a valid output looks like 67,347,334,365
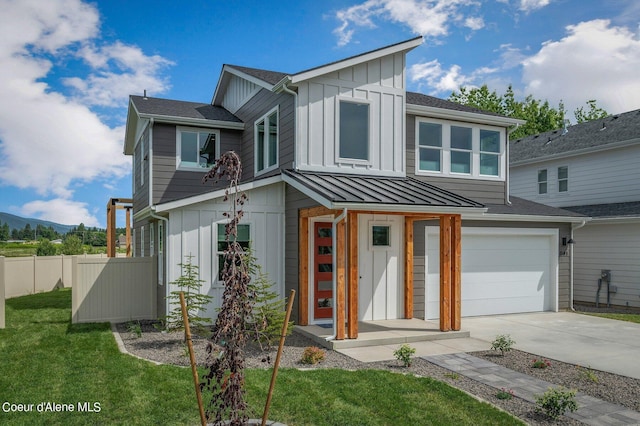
451,215,462,331
299,206,338,218
298,216,309,325
404,217,414,319
439,215,452,331
347,211,359,339
335,217,347,340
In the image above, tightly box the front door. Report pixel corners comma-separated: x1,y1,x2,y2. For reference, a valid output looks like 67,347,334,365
314,222,333,319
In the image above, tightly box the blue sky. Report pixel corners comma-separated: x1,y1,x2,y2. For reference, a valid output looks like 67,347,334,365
0,0,639,228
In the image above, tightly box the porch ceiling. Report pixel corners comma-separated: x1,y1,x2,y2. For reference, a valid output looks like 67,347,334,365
283,169,485,211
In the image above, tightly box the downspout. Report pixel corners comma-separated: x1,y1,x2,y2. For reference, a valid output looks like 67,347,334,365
569,219,587,311
326,208,348,341
505,123,520,206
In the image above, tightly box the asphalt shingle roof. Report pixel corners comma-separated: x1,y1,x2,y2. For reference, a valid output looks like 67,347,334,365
130,95,242,123
486,196,587,218
225,65,288,86
283,170,485,209
562,201,640,218
510,109,640,164
406,91,511,119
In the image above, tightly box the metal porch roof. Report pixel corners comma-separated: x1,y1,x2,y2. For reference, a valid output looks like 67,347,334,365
282,170,485,210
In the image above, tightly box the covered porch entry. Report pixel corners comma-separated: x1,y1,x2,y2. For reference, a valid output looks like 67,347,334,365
283,170,487,342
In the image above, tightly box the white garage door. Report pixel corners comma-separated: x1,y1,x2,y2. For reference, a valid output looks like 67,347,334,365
425,227,558,319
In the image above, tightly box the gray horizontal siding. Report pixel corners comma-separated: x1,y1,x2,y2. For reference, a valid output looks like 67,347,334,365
284,185,322,323
406,114,507,205
151,123,243,204
234,89,295,181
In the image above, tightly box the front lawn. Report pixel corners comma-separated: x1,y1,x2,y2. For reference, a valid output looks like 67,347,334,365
581,311,640,324
0,289,522,425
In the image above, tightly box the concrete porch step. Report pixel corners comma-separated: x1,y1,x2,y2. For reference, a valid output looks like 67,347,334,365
295,319,470,350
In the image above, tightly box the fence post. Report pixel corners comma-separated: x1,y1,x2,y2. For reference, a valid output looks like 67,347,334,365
71,256,78,324
0,256,5,329
33,255,37,295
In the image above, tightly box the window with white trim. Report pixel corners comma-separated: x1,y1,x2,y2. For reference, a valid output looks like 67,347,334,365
558,166,568,192
139,127,148,187
415,118,504,179
177,127,220,170
216,223,250,281
538,169,548,194
338,99,370,162
255,106,279,174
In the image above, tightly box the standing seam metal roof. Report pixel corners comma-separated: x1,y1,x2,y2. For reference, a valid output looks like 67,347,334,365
283,170,485,208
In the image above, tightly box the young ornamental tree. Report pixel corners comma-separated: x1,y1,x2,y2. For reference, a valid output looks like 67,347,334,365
201,151,255,426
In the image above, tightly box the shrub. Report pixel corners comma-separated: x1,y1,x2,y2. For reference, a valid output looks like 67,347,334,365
496,388,514,400
36,238,57,256
532,358,551,369
577,365,599,383
491,334,515,356
126,320,142,338
535,386,578,420
300,346,325,365
394,344,416,367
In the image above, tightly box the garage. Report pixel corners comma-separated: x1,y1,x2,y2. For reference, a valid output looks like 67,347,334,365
425,227,558,319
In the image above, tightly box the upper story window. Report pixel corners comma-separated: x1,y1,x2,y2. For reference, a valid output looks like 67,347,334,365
255,106,279,174
538,169,548,194
416,118,504,179
418,122,442,172
139,127,148,187
558,166,568,192
338,99,370,162
177,127,220,170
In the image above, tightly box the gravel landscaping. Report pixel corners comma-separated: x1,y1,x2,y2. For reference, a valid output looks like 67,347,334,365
114,317,640,425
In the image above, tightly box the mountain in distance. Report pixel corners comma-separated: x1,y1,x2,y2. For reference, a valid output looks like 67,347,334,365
0,212,76,235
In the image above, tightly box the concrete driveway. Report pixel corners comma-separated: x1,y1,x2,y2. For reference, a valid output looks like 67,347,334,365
462,311,640,380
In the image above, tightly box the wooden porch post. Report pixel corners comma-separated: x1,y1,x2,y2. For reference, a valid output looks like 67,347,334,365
439,215,452,331
451,215,462,331
106,199,115,258
335,216,346,340
125,207,132,257
404,217,414,319
298,216,309,326
347,211,359,339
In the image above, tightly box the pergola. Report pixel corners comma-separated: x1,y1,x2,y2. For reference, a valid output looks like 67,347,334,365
106,198,133,258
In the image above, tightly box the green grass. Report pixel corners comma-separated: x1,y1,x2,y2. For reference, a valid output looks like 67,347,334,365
0,290,524,425
581,311,640,324
0,242,38,257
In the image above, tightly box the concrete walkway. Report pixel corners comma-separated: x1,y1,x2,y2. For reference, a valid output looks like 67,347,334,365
425,353,640,426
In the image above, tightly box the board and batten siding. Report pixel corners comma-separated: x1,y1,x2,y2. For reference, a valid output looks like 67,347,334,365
222,74,261,114
510,144,640,207
405,114,507,205
151,123,243,205
295,52,406,176
234,89,295,181
165,182,285,320
573,221,640,309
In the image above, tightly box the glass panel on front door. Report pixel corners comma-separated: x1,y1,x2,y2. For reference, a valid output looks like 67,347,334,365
314,222,333,319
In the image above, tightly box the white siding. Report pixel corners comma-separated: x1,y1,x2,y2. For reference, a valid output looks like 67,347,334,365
296,52,406,176
510,144,640,207
167,183,286,320
222,74,260,114
573,222,640,309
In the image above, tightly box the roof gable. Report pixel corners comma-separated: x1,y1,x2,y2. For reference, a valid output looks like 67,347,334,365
510,109,640,165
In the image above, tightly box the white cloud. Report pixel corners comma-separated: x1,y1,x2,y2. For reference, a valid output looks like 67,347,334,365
0,0,172,225
519,0,551,13
409,60,473,93
521,19,640,116
333,0,479,46
21,199,100,227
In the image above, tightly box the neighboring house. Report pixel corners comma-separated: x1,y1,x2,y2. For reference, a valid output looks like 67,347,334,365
510,109,640,309
123,37,585,340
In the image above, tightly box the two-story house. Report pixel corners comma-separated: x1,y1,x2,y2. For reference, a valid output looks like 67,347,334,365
510,110,640,309
124,37,585,341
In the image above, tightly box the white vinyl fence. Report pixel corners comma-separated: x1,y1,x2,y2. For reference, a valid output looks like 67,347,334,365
1,255,76,299
0,258,4,328
72,256,157,324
